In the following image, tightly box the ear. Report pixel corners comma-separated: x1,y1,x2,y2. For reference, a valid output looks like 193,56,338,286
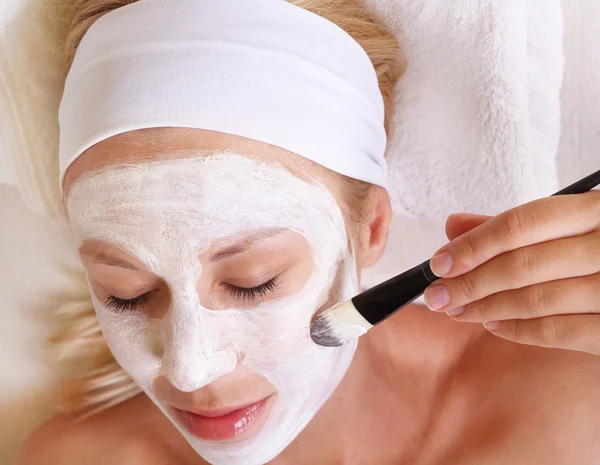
355,186,392,269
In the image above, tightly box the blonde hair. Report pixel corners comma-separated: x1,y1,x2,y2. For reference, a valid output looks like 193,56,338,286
56,0,405,416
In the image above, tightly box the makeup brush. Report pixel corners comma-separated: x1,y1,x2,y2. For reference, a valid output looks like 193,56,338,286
310,168,600,347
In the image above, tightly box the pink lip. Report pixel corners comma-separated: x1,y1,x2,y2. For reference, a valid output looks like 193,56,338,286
173,398,270,441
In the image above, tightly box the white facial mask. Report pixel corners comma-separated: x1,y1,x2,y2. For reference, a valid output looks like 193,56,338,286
66,154,358,465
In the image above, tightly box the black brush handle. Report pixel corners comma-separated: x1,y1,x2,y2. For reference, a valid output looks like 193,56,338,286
552,169,600,195
353,260,437,325
352,168,600,326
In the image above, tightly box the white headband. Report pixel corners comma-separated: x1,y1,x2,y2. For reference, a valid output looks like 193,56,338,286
58,0,388,188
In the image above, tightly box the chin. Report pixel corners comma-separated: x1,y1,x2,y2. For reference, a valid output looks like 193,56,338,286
156,344,357,465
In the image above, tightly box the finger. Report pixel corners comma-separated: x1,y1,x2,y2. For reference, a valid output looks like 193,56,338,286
425,230,600,311
430,191,600,278
445,213,492,241
447,273,600,322
483,314,600,356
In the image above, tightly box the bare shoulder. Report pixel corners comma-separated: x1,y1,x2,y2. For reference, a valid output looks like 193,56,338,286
550,351,600,451
16,395,186,465
495,346,600,462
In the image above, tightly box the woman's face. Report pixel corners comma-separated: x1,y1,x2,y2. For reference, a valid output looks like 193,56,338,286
63,129,363,465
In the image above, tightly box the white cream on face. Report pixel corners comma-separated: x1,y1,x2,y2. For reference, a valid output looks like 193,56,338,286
66,154,358,465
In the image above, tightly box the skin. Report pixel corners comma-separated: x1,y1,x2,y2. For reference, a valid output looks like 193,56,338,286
18,129,600,465
425,202,600,355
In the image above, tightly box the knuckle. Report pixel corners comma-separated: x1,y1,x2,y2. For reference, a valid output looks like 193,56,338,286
525,285,547,316
457,273,478,299
507,248,533,281
537,317,559,344
461,233,479,268
507,319,521,339
518,247,534,271
503,209,534,241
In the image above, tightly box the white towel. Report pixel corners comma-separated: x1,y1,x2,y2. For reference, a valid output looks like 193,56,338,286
0,0,566,223
361,0,565,287
556,0,600,187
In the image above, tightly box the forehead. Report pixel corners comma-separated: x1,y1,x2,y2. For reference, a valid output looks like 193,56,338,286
67,153,331,223
61,128,329,199
66,155,348,273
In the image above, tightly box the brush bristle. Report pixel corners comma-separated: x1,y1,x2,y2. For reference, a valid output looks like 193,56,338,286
310,313,345,347
310,301,373,347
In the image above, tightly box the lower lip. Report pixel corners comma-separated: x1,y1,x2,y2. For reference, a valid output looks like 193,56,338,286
174,398,269,442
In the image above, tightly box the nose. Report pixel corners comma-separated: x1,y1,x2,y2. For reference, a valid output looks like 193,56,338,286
161,301,237,392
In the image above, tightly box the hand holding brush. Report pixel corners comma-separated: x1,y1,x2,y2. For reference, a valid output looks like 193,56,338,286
311,169,600,357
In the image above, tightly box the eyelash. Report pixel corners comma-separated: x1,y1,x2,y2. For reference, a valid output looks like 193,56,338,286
104,277,279,313
227,277,279,302
106,292,152,313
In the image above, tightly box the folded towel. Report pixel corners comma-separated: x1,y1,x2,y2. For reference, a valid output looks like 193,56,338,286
361,0,565,287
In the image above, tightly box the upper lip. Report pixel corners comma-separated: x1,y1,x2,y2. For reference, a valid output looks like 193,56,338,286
174,398,270,418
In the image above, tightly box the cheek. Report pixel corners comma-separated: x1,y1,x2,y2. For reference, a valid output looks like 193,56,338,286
235,298,328,375
239,250,357,372
254,318,351,403
93,305,163,390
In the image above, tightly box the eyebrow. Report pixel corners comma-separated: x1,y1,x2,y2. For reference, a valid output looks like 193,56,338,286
81,249,140,271
210,229,284,262
78,229,284,268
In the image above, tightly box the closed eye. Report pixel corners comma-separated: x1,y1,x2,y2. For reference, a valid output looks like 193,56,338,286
104,277,280,314
105,292,152,314
227,277,279,302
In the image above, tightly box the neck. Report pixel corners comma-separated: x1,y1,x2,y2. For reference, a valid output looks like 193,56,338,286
272,303,488,465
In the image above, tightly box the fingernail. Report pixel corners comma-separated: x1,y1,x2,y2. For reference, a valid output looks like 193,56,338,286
430,252,454,276
484,321,501,331
424,285,450,310
446,306,465,316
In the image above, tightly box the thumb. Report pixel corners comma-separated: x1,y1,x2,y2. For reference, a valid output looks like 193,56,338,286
445,213,493,241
